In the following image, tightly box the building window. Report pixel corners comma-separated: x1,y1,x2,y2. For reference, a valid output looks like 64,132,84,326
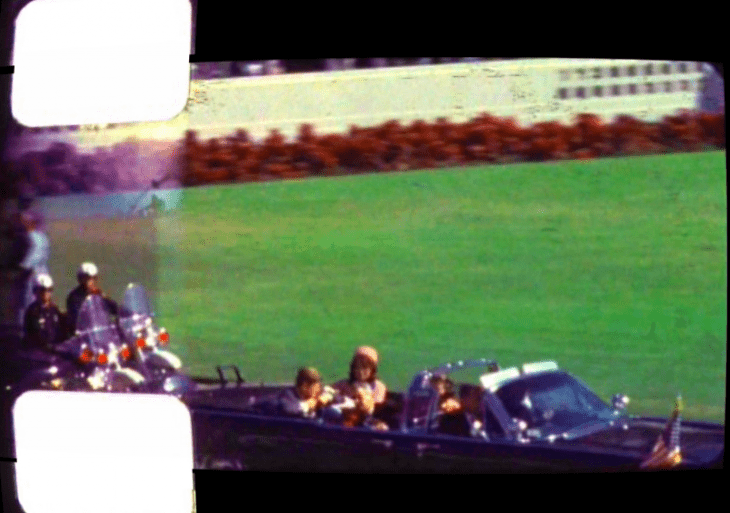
610,66,620,77
612,84,621,96
558,88,569,99
592,67,602,79
576,87,586,99
559,69,570,81
645,63,653,75
629,84,637,95
679,62,688,73
627,65,637,77
680,80,690,91
662,63,672,74
593,86,603,97
664,81,672,92
646,83,654,94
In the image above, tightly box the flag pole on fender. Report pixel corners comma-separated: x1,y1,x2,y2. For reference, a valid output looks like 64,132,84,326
640,394,683,469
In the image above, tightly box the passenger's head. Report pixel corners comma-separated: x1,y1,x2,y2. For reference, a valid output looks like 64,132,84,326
295,367,322,400
20,211,39,231
77,262,99,292
459,384,483,414
33,273,54,304
350,346,379,383
430,373,454,398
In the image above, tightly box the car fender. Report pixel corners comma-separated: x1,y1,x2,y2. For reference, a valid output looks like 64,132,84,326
11,360,77,394
148,350,182,370
112,368,147,385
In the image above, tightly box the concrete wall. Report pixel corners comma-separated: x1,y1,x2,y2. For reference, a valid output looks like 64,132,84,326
183,59,704,140
7,59,706,150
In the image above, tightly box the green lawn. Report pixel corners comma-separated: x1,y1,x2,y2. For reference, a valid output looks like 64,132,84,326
47,151,727,422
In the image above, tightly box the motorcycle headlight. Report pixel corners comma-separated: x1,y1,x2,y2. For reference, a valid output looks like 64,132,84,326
158,330,169,346
79,348,93,364
120,345,132,361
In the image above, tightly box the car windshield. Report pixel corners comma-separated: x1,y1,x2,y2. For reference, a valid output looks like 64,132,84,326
494,371,616,435
76,294,121,351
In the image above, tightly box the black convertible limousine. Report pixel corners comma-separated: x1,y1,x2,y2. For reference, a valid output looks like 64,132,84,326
167,359,724,473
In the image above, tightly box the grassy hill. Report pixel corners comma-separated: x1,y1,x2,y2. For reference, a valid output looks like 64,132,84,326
46,151,727,421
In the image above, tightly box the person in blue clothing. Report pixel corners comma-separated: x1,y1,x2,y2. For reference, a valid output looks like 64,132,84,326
17,211,50,324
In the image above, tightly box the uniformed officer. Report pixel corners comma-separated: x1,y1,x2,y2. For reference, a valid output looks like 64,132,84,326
23,274,68,354
66,262,120,333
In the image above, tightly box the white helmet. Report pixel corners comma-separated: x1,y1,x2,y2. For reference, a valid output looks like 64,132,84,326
34,273,54,291
77,262,99,280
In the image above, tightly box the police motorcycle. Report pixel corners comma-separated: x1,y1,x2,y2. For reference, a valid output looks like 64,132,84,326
118,283,183,385
12,294,147,394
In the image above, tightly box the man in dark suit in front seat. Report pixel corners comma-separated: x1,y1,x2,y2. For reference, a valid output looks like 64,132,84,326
436,384,488,439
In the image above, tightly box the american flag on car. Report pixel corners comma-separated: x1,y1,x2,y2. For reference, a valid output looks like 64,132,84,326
640,395,683,469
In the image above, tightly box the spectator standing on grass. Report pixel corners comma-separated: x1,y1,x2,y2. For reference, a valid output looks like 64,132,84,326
18,211,50,323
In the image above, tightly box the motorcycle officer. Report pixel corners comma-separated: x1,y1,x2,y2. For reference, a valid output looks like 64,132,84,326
66,262,121,333
22,273,68,357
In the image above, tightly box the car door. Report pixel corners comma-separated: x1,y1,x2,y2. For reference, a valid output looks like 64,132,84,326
394,431,535,473
191,408,400,472
392,389,599,473
395,427,643,473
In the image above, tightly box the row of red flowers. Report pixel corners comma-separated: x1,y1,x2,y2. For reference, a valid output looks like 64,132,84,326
182,110,725,186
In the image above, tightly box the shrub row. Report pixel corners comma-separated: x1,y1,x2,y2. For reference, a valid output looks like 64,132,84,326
182,110,726,186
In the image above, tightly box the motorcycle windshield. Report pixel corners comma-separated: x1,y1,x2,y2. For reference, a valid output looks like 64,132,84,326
123,283,152,317
120,283,154,341
76,294,121,351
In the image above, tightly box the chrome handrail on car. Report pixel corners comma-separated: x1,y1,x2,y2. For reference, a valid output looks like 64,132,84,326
427,358,500,376
216,365,245,387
